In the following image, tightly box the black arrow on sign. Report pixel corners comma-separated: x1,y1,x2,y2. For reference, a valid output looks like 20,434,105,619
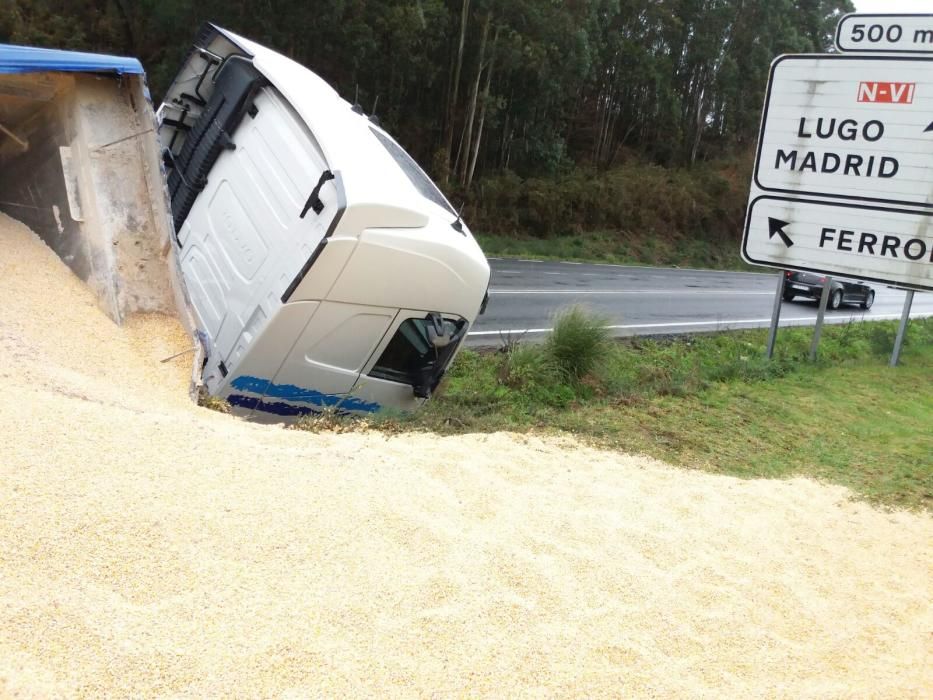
925,121,933,133
768,217,794,248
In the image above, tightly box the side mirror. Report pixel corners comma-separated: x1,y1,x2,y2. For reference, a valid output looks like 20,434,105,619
426,312,453,348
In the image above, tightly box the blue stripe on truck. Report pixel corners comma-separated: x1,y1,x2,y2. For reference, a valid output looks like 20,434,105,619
227,395,354,417
228,375,381,414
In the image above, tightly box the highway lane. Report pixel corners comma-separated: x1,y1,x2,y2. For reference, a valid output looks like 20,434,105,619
467,257,933,345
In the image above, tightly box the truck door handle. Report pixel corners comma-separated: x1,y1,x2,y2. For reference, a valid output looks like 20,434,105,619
300,170,335,218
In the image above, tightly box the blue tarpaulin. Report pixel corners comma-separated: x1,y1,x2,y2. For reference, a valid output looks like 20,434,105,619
0,43,143,75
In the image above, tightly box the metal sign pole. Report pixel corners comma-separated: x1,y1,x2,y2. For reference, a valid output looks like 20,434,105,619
765,273,785,359
809,276,833,362
890,290,915,367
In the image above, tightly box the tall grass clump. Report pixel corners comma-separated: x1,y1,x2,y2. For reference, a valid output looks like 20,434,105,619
500,344,575,408
545,306,612,380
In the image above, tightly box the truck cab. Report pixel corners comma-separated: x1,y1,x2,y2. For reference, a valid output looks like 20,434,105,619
158,25,489,420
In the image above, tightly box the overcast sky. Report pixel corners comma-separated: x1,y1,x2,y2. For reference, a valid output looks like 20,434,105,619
852,0,933,12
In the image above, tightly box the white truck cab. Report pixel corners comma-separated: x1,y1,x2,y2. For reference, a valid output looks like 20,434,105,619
158,24,489,420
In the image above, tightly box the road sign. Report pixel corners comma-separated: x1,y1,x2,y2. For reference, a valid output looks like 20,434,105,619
836,14,933,54
753,54,933,209
743,196,933,292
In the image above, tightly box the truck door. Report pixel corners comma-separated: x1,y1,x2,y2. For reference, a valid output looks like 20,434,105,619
352,311,469,413
229,301,397,420
174,84,337,391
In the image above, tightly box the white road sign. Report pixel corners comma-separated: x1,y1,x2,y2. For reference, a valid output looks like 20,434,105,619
743,196,933,292
836,14,933,54
753,54,933,209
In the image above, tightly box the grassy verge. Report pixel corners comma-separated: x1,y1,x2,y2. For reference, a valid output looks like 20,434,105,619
475,231,756,271
375,313,933,510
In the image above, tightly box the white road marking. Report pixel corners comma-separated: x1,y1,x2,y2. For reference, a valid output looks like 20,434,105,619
535,259,773,275
542,272,564,275
489,258,775,276
467,312,931,337
488,289,774,295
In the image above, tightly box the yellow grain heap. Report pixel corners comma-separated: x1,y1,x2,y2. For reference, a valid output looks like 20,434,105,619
0,211,930,698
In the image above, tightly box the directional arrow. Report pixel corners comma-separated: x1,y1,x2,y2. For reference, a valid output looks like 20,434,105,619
768,217,794,248
925,121,933,133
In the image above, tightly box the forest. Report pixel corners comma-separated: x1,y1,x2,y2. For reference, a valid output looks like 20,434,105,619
2,0,854,265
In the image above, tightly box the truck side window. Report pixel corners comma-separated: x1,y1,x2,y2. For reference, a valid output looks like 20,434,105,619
369,316,466,396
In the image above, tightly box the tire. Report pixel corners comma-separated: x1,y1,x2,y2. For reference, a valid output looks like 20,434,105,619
829,289,843,310
783,292,795,302
860,290,875,310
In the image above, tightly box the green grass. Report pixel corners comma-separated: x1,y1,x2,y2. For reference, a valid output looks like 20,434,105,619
475,231,759,271
550,364,933,510
386,315,933,510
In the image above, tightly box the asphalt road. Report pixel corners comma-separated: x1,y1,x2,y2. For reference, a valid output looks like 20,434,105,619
467,257,933,346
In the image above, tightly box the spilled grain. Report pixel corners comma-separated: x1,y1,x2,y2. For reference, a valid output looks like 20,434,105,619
0,212,931,697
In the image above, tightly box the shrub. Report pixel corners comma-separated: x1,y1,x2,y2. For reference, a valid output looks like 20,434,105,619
545,306,612,380
501,344,553,388
499,344,575,408
464,158,749,244
866,323,897,356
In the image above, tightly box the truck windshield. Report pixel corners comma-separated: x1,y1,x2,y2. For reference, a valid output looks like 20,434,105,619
369,315,466,397
369,127,457,217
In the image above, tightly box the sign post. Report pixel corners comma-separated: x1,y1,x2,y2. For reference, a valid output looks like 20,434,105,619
765,273,785,359
809,277,833,361
890,290,916,366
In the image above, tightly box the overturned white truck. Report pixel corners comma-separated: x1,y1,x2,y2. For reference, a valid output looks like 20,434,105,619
0,28,490,421
158,25,490,419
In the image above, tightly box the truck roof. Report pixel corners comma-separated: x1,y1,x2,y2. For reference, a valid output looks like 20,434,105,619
213,26,460,232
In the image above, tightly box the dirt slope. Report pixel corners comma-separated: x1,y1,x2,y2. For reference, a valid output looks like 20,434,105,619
0,212,930,698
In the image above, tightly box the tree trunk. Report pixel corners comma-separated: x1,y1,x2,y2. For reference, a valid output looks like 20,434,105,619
458,11,491,186
498,88,514,169
592,87,607,165
466,25,499,188
443,0,471,184
604,98,621,167
112,0,137,52
690,85,705,165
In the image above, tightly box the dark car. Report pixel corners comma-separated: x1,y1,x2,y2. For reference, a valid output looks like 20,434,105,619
783,271,874,310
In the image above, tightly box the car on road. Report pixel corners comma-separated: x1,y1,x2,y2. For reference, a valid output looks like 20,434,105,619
782,271,874,310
